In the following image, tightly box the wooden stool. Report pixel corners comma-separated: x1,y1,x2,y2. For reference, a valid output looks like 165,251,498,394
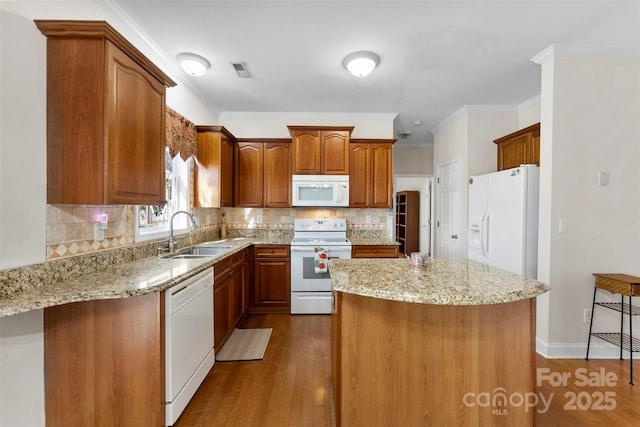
586,273,640,385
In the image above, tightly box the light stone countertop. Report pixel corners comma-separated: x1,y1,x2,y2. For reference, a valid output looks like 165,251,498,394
0,237,291,317
329,258,550,305
348,237,399,246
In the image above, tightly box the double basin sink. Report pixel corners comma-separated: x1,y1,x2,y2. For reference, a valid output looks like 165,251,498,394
167,245,232,259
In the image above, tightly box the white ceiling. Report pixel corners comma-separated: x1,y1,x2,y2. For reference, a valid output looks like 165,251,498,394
107,1,640,145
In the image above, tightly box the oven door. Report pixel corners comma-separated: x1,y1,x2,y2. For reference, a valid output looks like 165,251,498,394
290,245,352,292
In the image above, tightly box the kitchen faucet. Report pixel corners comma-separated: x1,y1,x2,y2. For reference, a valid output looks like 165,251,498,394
168,210,198,253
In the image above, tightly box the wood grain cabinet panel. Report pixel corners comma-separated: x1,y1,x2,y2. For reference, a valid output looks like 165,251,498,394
252,245,290,313
289,126,353,175
195,126,235,207
349,141,394,209
264,143,291,208
36,20,175,205
290,129,322,174
321,130,350,174
234,142,264,207
348,144,371,208
352,245,399,258
494,122,540,171
44,293,164,426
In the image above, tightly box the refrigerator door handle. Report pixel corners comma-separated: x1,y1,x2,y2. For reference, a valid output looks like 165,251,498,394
481,211,489,257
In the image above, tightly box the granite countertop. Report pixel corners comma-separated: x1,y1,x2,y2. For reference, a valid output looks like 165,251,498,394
0,237,291,317
348,237,399,246
329,258,550,305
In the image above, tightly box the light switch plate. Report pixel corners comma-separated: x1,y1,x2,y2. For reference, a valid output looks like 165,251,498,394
559,219,568,233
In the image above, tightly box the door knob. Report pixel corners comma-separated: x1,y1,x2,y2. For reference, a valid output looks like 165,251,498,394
451,234,458,239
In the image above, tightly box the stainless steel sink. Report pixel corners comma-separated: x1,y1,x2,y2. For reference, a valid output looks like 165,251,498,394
170,254,215,259
168,246,231,258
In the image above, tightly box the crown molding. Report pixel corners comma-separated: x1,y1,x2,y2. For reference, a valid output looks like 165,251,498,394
531,44,640,65
518,95,541,112
219,111,398,121
95,0,221,116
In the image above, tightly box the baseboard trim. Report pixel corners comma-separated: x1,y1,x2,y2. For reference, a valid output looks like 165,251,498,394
536,337,633,359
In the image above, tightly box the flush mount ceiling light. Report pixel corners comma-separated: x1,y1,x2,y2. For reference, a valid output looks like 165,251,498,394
177,52,211,77
343,51,380,77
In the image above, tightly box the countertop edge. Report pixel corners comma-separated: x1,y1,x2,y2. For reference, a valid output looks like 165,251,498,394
0,239,289,317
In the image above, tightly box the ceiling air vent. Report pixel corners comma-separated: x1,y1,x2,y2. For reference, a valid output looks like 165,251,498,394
230,62,251,78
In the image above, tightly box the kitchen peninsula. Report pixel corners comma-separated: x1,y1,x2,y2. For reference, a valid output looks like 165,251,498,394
330,258,550,426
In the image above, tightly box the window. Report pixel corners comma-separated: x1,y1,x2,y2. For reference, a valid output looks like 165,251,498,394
136,147,191,241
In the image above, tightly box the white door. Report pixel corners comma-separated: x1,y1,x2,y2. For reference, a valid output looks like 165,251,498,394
436,159,462,260
393,175,433,256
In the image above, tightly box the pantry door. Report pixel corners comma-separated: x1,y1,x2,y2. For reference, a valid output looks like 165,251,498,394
436,159,462,260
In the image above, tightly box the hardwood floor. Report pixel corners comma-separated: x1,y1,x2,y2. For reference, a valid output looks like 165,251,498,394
175,313,640,426
175,314,332,427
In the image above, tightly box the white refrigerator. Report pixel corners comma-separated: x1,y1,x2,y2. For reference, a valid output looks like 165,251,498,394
467,165,539,278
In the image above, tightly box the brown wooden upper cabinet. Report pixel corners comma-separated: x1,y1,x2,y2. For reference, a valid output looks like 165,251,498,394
195,126,235,208
288,126,353,175
349,141,394,209
494,123,540,171
35,20,175,205
234,140,292,208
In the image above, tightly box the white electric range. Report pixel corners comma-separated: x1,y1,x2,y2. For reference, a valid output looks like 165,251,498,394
290,219,352,314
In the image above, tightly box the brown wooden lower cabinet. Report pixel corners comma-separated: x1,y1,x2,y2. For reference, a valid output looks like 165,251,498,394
351,245,399,258
214,248,250,349
332,291,537,426
44,292,164,426
251,245,290,313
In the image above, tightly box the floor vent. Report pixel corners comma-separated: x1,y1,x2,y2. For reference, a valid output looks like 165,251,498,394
231,62,251,78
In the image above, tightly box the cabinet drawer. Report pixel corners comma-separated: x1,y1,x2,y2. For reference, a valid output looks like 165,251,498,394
254,245,290,258
352,245,399,258
214,257,232,282
231,248,248,268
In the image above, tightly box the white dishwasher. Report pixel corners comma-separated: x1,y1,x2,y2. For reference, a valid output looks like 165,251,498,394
165,267,215,426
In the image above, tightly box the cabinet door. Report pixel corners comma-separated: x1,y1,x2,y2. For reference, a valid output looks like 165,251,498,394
229,267,244,328
264,143,291,208
322,130,350,174
105,42,166,205
220,134,234,206
497,134,529,171
195,129,234,208
253,258,291,308
214,278,230,349
234,142,263,207
349,144,371,208
291,130,321,174
494,123,540,171
370,143,393,208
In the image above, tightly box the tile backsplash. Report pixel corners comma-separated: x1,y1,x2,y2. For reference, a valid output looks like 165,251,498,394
45,204,391,260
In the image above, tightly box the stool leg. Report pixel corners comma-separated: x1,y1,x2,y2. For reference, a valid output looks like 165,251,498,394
621,294,624,361
629,295,633,385
586,286,597,360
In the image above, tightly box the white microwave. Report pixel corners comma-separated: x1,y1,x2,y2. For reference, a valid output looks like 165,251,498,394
292,175,349,207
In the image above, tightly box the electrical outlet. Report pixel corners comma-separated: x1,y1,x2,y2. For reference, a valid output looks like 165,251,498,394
257,215,263,224
365,215,371,224
584,308,592,323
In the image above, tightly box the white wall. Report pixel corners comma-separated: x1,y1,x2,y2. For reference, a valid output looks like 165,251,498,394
219,112,396,138
535,51,640,357
431,107,519,259
519,95,542,128
0,2,220,425
393,146,434,174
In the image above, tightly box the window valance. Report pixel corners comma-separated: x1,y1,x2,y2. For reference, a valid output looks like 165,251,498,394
166,106,197,160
